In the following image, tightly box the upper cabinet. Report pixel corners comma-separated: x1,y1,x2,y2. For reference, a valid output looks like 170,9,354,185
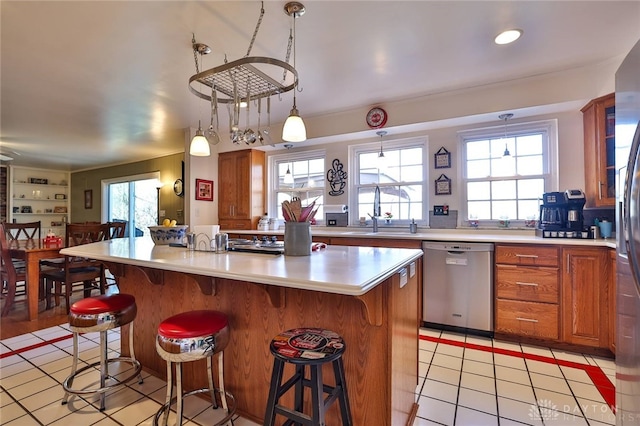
581,93,615,207
218,149,265,230
8,165,70,231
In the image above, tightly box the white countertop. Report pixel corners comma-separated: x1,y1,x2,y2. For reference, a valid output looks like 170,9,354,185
61,237,424,296
230,227,617,248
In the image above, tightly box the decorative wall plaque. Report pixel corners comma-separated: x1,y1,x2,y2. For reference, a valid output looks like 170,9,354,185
434,147,451,169
327,158,347,196
435,174,452,195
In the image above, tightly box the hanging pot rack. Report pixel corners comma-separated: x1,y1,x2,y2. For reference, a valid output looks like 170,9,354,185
188,1,302,107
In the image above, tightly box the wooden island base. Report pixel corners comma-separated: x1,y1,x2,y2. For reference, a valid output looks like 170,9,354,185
109,258,420,425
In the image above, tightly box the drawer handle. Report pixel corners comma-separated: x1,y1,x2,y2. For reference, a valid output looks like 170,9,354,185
516,317,539,323
515,281,539,287
515,254,538,258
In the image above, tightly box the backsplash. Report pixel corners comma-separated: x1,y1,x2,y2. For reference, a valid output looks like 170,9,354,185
429,210,458,229
584,208,616,231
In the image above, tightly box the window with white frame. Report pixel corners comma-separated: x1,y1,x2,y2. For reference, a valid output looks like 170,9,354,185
269,149,325,222
350,138,427,225
460,119,557,226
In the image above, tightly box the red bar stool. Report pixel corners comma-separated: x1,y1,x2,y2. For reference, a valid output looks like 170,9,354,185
154,310,236,426
264,327,353,426
62,293,143,411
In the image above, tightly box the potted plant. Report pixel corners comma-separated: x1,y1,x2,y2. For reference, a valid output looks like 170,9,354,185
384,212,393,224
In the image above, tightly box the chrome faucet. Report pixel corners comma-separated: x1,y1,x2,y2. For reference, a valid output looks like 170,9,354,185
369,185,381,233
368,214,379,233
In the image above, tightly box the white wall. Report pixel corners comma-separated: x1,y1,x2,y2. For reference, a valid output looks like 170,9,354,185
185,58,619,226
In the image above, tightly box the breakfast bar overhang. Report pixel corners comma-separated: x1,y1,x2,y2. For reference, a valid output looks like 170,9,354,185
62,237,423,425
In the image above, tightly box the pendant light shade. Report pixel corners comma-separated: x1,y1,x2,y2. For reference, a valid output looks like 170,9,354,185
283,164,294,184
190,121,210,156
282,104,306,142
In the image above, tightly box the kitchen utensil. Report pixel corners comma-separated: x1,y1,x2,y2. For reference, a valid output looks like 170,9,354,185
206,85,221,145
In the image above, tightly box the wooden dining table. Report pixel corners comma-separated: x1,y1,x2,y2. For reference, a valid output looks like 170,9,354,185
8,239,65,321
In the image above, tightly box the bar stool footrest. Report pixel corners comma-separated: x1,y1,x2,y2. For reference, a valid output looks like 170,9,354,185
153,387,236,426
62,356,143,397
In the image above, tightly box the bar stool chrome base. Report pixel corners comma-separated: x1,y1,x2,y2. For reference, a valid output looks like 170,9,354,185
61,294,143,411
153,387,237,426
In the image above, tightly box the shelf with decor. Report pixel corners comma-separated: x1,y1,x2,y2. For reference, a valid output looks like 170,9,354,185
9,165,70,232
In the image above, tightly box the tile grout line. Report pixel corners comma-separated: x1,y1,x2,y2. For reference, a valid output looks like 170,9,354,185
420,334,616,413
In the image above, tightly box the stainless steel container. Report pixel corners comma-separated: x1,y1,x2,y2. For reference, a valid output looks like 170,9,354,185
215,232,228,253
590,225,600,239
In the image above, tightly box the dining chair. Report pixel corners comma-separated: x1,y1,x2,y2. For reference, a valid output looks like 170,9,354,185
108,221,127,239
41,223,110,313
0,223,35,316
3,221,42,241
3,221,42,269
103,221,127,289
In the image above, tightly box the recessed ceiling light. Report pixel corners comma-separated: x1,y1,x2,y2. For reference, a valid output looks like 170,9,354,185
495,29,523,45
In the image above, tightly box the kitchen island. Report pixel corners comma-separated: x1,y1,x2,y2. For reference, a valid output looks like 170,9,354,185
61,237,423,426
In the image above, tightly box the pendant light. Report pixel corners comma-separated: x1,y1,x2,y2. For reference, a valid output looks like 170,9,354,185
376,130,387,168
282,2,307,142
190,120,211,156
499,113,513,157
283,143,294,184
190,42,212,156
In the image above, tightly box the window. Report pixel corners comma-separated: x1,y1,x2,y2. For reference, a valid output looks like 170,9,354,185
269,150,325,222
350,138,427,225
460,120,558,226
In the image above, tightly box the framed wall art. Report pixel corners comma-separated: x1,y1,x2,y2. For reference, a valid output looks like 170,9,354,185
195,178,214,201
84,190,93,209
435,174,452,195
434,147,451,169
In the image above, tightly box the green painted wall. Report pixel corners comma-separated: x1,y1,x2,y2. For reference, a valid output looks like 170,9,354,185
71,153,184,224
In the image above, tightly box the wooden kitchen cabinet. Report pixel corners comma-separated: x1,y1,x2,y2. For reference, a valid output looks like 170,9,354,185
562,246,610,348
581,92,615,207
495,245,561,340
496,244,613,352
218,149,265,230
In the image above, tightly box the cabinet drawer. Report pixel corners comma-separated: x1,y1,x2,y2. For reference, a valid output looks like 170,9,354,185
219,220,253,230
495,265,559,303
495,245,559,266
496,299,559,340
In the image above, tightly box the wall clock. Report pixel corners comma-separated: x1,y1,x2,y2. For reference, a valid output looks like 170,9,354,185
366,107,388,129
173,178,184,197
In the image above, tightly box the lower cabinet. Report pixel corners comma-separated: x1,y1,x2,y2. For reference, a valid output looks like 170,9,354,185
561,247,610,348
495,244,613,352
495,245,560,340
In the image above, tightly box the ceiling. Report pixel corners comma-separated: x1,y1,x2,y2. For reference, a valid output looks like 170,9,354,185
2,1,640,171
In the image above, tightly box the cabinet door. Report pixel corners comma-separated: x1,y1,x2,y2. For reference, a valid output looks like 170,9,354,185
561,247,609,348
233,151,252,219
218,153,238,219
582,93,615,207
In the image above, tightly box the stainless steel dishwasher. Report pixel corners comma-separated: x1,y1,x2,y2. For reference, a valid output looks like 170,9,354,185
422,241,494,335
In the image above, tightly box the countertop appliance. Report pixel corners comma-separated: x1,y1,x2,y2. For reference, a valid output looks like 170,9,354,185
537,189,589,238
615,38,640,425
422,241,494,335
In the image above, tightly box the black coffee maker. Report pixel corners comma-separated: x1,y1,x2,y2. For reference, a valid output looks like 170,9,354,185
538,192,567,230
565,189,586,231
538,189,586,231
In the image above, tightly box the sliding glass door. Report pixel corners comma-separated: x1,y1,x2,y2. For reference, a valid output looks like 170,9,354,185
103,172,159,237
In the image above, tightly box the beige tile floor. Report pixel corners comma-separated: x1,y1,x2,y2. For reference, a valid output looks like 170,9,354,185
416,328,616,426
1,325,616,425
